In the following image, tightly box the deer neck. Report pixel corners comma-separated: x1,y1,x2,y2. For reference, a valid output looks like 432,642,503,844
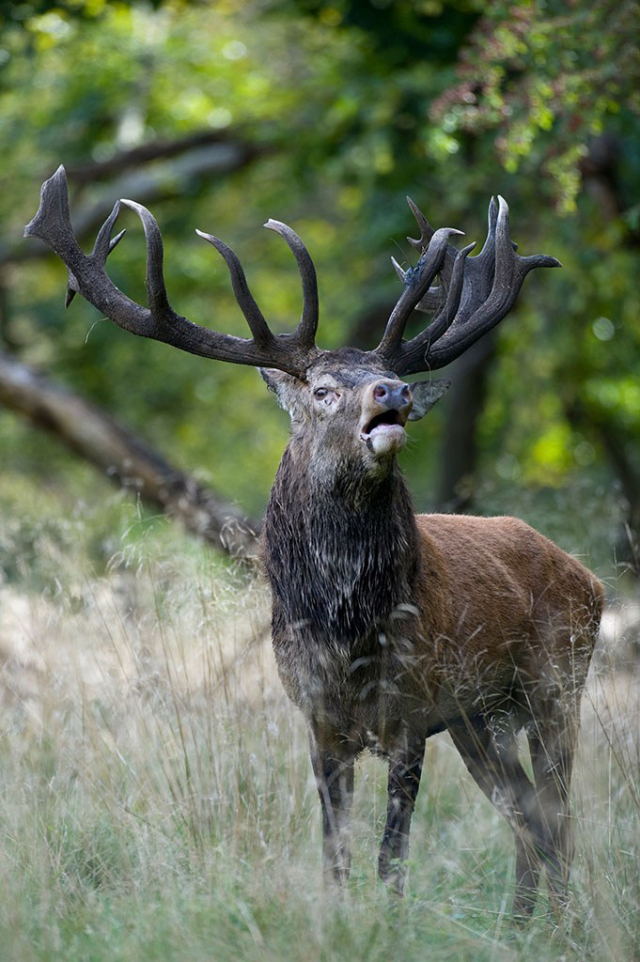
264,440,421,646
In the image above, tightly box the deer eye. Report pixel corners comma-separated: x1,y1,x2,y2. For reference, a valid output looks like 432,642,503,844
314,387,330,400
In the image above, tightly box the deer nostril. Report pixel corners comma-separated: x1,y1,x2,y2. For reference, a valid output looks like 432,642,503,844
401,385,411,403
374,384,389,401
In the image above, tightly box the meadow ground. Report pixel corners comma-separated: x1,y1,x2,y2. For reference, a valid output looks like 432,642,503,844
0,490,639,962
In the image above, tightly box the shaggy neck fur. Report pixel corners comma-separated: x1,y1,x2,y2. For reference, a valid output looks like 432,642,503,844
264,439,421,647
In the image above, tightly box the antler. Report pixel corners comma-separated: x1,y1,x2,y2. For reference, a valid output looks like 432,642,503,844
24,166,320,378
25,169,559,383
375,196,561,375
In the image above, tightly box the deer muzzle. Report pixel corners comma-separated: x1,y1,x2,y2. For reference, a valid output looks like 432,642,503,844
360,380,412,455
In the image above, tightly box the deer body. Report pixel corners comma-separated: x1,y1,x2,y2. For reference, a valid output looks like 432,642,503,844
27,170,604,917
263,354,603,911
268,502,600,749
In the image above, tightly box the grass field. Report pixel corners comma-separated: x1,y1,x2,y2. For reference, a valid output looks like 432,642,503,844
0,488,639,961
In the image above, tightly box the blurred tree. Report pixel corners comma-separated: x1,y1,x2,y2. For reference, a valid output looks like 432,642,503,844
430,0,640,214
289,0,640,558
428,0,640,557
0,349,259,557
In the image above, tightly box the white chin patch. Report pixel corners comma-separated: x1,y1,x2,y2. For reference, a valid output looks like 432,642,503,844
363,424,407,456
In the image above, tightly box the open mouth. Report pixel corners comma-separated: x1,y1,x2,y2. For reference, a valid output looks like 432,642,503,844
360,409,407,440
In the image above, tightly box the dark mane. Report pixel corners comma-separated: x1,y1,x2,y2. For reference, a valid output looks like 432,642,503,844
264,444,420,646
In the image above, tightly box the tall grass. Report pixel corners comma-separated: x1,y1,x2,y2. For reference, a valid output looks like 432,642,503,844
0,490,638,961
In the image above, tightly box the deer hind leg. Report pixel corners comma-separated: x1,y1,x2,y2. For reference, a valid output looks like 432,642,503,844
522,619,593,916
526,701,580,914
377,734,426,895
309,731,355,886
447,715,544,920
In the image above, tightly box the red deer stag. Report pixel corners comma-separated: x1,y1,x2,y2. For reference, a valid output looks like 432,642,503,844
26,168,604,918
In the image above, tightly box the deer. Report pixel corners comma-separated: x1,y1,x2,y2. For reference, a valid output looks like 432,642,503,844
26,167,604,918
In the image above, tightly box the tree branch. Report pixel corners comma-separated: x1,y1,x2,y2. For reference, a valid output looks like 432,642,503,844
1,135,266,267
0,349,260,559
64,128,257,185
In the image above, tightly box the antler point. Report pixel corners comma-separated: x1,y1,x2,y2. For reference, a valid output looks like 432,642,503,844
196,229,226,252
391,255,406,281
432,227,464,241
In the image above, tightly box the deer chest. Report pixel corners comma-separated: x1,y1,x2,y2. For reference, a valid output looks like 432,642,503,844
271,611,444,748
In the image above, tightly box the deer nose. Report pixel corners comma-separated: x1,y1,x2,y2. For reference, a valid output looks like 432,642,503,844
372,381,412,409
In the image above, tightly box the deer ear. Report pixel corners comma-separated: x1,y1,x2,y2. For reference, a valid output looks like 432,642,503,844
407,379,451,421
260,368,303,416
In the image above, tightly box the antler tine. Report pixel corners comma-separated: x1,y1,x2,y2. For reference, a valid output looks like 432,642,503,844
450,195,513,302
375,227,464,361
94,201,127,261
120,199,175,320
264,219,319,350
474,195,498,265
494,194,559,276
388,195,560,376
406,196,434,250
195,230,273,346
25,166,320,378
404,242,476,358
406,195,461,292
399,196,496,312
390,256,405,283
391,256,445,314
438,196,498,329
25,166,155,337
65,199,126,307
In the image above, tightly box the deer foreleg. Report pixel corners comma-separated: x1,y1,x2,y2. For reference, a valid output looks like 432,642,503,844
309,734,355,886
378,737,425,895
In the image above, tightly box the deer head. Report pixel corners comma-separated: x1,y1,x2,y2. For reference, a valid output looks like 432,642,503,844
261,357,450,483
24,166,559,479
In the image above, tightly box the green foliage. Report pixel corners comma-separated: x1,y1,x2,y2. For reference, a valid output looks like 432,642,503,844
430,0,640,212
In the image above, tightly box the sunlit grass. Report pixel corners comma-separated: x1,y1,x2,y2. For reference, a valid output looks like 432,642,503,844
0,483,639,960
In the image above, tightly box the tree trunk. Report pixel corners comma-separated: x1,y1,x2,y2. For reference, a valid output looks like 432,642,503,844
0,350,260,559
435,331,498,511
566,399,640,571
